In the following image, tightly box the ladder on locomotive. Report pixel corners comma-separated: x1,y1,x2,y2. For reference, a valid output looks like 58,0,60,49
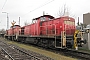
55,31,66,48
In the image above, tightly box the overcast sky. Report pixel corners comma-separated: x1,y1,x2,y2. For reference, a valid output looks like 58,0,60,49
0,0,90,29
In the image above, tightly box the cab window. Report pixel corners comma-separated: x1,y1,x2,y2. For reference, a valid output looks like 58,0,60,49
40,17,46,21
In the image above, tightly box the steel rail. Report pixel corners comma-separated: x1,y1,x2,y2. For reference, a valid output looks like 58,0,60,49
0,47,15,60
13,46,44,60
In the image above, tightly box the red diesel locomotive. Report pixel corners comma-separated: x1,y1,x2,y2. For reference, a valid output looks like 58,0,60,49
5,15,85,49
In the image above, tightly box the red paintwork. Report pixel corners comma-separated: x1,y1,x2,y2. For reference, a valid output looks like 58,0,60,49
7,28,13,35
24,25,30,35
6,15,75,36
24,15,75,36
6,25,21,35
13,25,21,35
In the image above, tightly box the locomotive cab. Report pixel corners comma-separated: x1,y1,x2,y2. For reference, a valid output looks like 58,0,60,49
33,15,54,22
40,15,54,21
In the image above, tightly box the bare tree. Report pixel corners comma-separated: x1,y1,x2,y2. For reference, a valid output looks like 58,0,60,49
57,4,67,17
57,4,75,18
0,29,6,34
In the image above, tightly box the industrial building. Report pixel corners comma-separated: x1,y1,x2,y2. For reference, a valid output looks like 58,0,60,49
83,13,90,50
83,13,90,25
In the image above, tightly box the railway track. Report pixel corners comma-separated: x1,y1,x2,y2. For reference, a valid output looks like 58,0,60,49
25,43,90,60
63,49,90,60
43,47,90,60
0,49,9,60
1,37,90,60
0,41,54,60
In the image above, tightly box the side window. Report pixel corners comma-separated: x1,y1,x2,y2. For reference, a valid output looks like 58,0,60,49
40,17,46,21
67,21,69,25
32,20,37,23
49,18,52,20
64,21,66,24
64,20,75,25
73,22,75,25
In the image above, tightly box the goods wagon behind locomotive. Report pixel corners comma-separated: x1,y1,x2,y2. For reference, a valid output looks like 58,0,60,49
5,15,84,49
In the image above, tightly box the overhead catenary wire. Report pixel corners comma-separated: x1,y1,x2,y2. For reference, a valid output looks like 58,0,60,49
1,0,7,12
0,0,7,29
20,0,55,26
0,0,55,28
22,0,55,16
